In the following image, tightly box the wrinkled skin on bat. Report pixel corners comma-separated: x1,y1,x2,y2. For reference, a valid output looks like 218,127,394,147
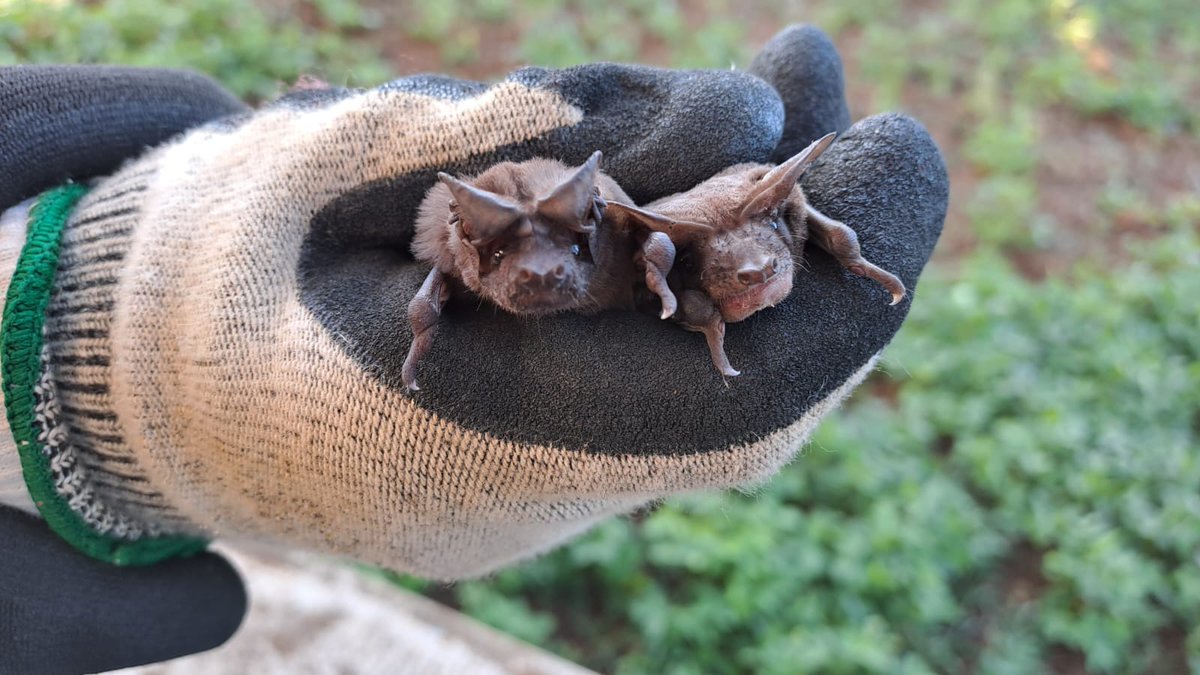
403,152,711,390
609,133,906,378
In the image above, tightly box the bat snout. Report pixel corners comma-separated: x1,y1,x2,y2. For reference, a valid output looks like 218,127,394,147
516,264,568,290
508,260,582,314
736,257,779,286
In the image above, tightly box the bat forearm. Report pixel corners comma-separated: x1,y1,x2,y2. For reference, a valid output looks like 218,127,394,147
402,267,450,391
805,204,906,304
638,232,678,319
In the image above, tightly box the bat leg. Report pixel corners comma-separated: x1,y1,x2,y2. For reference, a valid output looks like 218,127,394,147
637,232,678,319
805,204,906,305
402,268,451,391
676,290,740,378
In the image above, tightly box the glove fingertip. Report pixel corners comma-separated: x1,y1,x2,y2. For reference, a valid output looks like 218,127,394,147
802,112,950,288
0,508,247,673
0,65,248,212
748,24,853,163
142,551,249,661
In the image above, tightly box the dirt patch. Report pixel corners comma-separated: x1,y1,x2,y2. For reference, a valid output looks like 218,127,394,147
1032,108,1200,262
998,541,1050,605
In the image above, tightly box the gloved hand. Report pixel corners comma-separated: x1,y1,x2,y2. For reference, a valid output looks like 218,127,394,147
0,505,245,674
2,25,947,581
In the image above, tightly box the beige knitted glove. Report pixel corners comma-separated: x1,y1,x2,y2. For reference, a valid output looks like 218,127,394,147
4,29,946,579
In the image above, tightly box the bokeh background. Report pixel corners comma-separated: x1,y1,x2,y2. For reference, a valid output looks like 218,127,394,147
4,1,1198,673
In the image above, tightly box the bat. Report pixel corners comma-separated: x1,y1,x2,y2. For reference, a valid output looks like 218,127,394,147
403,151,711,390
608,132,906,377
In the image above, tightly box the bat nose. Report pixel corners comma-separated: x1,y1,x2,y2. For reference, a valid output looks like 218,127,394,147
518,264,567,288
737,258,777,286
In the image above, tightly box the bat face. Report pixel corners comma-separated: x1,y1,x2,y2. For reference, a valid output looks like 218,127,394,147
438,152,611,316
683,211,800,323
631,133,837,323
468,211,597,316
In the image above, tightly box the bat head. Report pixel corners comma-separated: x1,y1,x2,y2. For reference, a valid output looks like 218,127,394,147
613,132,836,322
439,151,610,315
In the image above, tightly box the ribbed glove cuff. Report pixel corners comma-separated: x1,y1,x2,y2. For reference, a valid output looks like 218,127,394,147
4,176,206,565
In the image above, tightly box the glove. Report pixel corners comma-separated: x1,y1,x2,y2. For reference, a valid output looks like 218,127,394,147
0,505,245,674
0,65,247,211
0,66,248,675
3,25,947,580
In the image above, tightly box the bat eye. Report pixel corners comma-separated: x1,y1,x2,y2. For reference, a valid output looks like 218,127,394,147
770,220,780,231
570,244,581,257
492,249,506,263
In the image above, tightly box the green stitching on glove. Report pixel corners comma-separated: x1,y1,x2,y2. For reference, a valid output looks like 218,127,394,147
2,184,208,565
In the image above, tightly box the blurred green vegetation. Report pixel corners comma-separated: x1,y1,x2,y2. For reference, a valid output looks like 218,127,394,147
4,0,1198,672
382,221,1200,674
410,226,1199,674
0,0,391,99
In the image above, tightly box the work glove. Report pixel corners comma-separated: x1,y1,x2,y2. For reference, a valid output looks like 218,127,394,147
0,505,245,674
1,25,947,581
1,66,248,674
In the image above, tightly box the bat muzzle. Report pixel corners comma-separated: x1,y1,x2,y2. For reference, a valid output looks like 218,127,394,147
716,268,794,322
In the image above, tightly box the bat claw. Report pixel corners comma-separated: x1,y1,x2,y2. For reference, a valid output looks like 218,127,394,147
403,371,420,391
889,290,905,306
706,338,740,379
659,293,677,319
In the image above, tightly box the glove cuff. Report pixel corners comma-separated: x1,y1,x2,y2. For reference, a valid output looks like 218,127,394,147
3,179,206,564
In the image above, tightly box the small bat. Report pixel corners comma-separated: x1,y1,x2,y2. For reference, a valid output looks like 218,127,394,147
608,132,906,377
403,152,711,390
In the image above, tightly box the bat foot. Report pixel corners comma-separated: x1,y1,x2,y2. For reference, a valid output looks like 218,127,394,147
703,331,740,379
401,342,425,392
402,360,421,392
658,292,678,319
882,275,907,305
659,299,676,320
647,280,677,319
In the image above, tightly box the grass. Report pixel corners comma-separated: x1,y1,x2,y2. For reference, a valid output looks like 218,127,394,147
3,0,1198,672
0,0,391,99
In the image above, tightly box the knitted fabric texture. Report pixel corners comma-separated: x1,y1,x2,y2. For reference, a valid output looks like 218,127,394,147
2,185,205,564
0,199,35,513
0,65,246,211
34,60,946,578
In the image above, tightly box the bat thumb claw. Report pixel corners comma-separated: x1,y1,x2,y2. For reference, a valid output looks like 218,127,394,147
889,291,905,306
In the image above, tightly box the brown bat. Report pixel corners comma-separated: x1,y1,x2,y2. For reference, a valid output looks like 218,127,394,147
608,132,906,377
403,151,711,390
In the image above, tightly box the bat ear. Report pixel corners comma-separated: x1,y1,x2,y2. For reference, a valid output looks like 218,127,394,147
438,172,524,245
536,151,603,234
739,131,836,221
605,201,713,242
